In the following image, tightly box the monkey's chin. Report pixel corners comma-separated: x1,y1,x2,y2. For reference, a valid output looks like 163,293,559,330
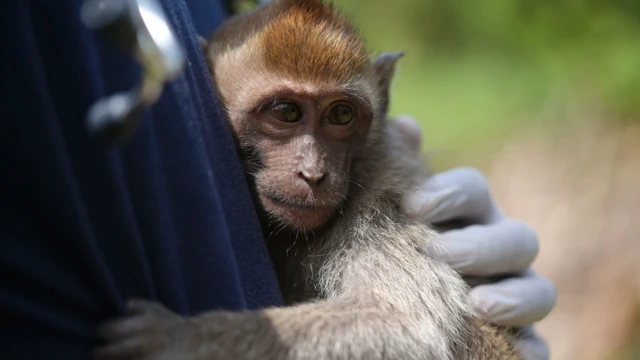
260,195,336,232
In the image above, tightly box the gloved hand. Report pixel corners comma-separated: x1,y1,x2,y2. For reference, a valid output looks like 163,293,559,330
393,115,556,360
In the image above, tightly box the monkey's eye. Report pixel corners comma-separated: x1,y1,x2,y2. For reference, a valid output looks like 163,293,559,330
327,104,353,125
270,102,302,123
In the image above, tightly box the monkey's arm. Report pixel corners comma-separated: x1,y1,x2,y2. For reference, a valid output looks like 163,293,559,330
94,222,519,360
95,295,447,360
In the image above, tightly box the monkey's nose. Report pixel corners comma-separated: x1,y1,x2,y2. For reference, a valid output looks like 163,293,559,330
298,169,327,187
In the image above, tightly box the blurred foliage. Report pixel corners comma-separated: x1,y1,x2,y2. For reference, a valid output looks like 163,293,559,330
330,0,640,154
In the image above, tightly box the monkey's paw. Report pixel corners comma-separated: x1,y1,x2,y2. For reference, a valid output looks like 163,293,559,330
94,299,197,360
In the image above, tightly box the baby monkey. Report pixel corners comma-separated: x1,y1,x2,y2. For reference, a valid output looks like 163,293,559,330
95,0,521,359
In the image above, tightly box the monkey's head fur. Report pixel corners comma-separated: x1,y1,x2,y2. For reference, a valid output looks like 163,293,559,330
205,0,403,232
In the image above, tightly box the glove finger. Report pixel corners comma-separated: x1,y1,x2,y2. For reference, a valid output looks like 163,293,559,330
430,219,539,276
402,167,503,224
390,115,423,153
470,271,556,326
512,326,551,360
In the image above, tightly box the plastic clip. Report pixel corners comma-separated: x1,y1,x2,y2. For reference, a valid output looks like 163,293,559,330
80,0,186,145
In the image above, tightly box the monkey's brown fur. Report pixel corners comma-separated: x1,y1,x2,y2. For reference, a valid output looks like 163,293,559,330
94,1,521,359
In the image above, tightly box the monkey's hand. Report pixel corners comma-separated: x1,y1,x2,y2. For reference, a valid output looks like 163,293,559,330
94,299,199,360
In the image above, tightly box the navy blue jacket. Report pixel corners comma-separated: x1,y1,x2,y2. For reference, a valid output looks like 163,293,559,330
0,0,283,358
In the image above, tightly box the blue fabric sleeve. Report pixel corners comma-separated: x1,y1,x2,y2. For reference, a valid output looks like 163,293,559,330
0,0,283,358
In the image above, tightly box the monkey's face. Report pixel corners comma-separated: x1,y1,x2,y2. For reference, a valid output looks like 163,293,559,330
204,0,402,233
233,85,374,232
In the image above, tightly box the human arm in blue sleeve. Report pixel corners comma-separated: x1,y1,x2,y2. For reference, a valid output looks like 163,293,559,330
0,0,282,358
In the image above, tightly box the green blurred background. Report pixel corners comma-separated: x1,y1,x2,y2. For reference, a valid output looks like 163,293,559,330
237,1,640,359
334,0,640,165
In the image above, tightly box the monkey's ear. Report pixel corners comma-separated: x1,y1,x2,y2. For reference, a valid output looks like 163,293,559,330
373,51,404,116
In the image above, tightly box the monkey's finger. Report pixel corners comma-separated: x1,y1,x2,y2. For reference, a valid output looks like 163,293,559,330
96,316,155,340
512,326,550,360
430,219,538,276
402,167,503,224
127,298,171,315
470,271,556,327
93,336,159,360
390,115,422,153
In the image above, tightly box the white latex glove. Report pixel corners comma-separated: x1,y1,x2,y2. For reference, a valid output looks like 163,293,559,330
394,115,556,360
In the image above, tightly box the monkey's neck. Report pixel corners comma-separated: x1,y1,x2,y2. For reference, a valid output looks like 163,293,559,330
260,211,340,305
263,228,317,304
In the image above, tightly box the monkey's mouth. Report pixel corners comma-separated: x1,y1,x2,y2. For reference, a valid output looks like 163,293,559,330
263,194,328,210
259,193,338,231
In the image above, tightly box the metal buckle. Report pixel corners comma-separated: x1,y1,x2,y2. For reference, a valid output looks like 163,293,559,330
80,0,186,145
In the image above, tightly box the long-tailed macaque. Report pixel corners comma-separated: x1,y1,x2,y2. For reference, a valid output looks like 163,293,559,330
94,1,521,359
